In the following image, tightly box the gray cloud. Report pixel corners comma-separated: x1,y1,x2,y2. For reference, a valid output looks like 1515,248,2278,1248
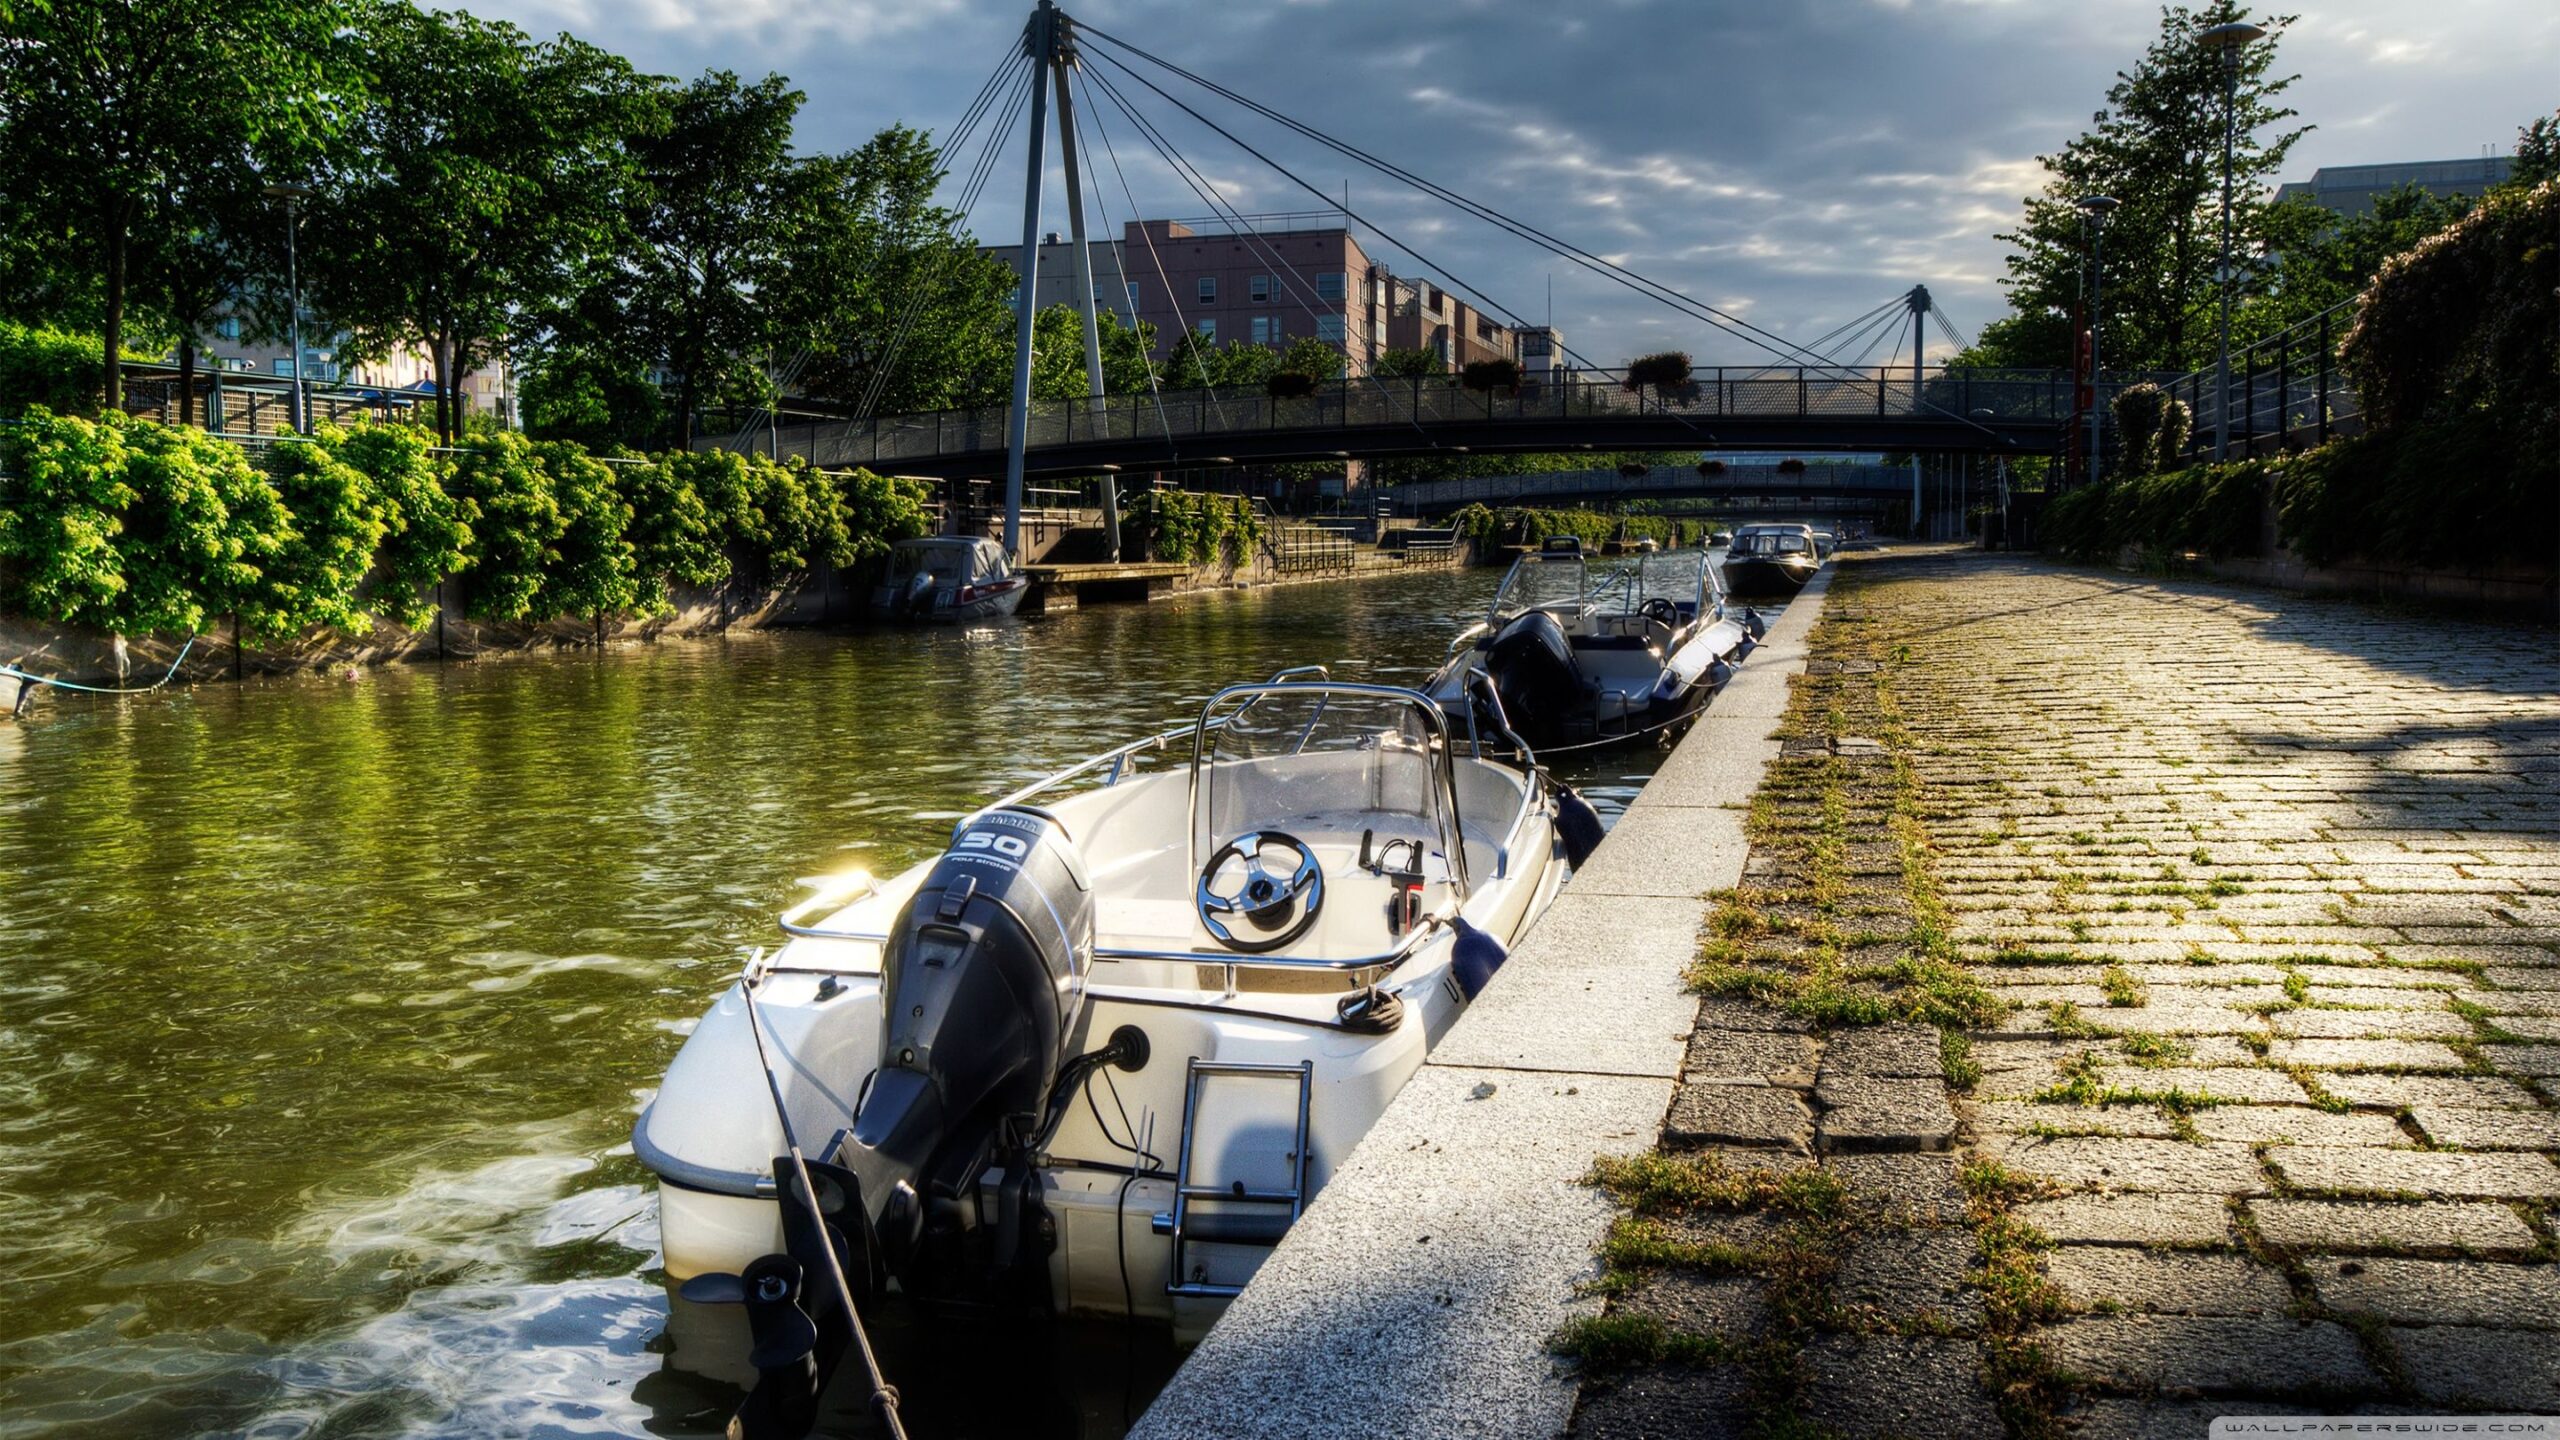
459,0,2557,367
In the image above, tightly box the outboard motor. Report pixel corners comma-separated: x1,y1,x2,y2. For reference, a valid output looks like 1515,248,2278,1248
898,568,937,618
691,805,1108,1440
844,805,1095,1284
1479,608,1585,750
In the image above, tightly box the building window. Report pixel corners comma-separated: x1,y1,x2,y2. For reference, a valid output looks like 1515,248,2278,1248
1249,274,1272,302
214,316,241,341
1197,276,1217,304
272,358,294,377
1315,315,1344,342
1007,285,1021,310
1126,282,1141,312
1316,272,1344,302
1196,318,1216,342
1250,315,1278,344
1477,318,1495,341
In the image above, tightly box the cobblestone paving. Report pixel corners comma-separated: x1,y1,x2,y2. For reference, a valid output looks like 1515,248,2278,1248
1565,552,2560,1437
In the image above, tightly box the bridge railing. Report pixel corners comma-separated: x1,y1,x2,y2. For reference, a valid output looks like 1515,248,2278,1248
757,366,2075,470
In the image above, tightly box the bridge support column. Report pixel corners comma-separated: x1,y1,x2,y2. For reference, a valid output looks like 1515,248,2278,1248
1051,42,1119,561
1000,2,1056,559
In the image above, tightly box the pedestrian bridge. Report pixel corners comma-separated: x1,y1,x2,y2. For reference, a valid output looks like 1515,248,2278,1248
723,365,2071,480
1391,462,1915,516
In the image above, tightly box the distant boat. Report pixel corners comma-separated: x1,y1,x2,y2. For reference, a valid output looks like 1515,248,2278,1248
870,536,1029,623
1424,536,1759,752
1720,524,1821,597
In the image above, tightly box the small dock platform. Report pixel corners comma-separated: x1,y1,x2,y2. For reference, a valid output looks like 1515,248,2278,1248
1022,561,1192,611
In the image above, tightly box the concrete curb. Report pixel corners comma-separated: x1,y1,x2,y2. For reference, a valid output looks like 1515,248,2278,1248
1133,569,1836,1440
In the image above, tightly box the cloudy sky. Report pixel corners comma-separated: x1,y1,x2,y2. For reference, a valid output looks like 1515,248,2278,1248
458,0,2555,367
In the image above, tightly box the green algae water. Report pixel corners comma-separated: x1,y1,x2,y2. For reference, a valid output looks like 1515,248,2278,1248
0,565,1730,1440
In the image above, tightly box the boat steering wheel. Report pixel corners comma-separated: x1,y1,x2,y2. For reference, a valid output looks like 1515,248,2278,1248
1196,831,1325,954
1639,596,1682,643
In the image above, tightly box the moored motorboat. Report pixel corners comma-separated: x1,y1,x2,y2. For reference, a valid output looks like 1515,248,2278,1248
635,669,1589,1433
870,536,1029,622
1423,537,1760,753
1719,524,1822,597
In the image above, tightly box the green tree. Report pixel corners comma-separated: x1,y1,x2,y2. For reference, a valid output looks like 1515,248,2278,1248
769,124,1017,416
1984,3,2308,372
2509,110,2559,191
307,4,644,442
520,344,669,452
614,70,808,448
2245,184,2472,345
1371,346,1442,379
0,0,346,409
1029,304,1159,401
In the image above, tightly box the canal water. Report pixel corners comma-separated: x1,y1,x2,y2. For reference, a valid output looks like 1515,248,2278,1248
0,562,1752,1440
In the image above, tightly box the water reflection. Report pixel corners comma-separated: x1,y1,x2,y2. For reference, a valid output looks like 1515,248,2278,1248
0,563,1754,1439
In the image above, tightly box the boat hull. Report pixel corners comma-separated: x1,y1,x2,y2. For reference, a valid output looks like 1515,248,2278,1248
640,757,1567,1349
1718,556,1816,597
866,574,1029,623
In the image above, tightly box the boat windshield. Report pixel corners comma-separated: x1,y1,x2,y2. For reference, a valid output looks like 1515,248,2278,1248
1589,550,1714,617
1487,553,1588,623
1191,686,1460,889
887,543,976,582
1731,532,1810,557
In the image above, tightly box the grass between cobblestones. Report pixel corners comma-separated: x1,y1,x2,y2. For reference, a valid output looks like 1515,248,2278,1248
1561,552,2560,1434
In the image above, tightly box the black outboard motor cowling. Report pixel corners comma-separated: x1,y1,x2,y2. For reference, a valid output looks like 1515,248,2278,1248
1480,608,1585,749
842,805,1094,1275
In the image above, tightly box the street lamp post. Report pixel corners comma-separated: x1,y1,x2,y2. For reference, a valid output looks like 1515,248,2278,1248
2203,19,2265,461
2078,194,2119,483
261,181,312,434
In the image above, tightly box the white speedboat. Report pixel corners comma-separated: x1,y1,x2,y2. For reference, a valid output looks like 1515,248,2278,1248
869,536,1029,622
635,669,1594,1434
1424,537,1761,753
1721,524,1823,597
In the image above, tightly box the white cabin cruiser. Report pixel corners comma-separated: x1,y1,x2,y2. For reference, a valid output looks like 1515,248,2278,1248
1424,537,1763,753
870,535,1029,622
635,670,1597,1435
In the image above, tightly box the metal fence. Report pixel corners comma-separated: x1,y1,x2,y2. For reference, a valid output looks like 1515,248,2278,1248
115,362,440,439
2162,299,2364,463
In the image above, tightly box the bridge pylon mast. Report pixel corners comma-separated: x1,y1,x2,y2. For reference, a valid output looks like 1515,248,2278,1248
1000,3,1057,558
1048,16,1119,560
1906,285,1930,400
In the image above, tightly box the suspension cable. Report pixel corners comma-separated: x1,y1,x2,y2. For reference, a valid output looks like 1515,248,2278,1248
1084,48,1636,403
1075,22,1844,370
1081,61,1435,444
1079,59,1228,426
850,53,1040,424
731,39,1030,449
1061,63,1179,448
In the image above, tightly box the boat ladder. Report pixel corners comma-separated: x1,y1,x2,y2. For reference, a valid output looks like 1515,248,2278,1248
1157,1057,1314,1299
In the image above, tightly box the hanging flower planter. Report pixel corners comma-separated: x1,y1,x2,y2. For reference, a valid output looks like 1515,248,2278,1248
1696,459,1727,477
1776,458,1807,474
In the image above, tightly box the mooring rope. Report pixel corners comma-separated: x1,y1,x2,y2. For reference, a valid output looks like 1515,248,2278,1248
4,636,200,715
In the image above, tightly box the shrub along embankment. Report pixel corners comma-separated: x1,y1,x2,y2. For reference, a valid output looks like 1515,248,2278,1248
0,407,935,680
1139,489,1264,566
2043,178,2556,611
1446,504,1707,557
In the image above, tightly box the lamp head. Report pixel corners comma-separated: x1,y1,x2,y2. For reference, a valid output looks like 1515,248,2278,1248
2078,195,2121,220
2200,20,2266,48
261,181,312,202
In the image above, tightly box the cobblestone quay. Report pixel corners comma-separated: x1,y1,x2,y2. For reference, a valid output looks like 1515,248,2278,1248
1566,551,2560,1438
